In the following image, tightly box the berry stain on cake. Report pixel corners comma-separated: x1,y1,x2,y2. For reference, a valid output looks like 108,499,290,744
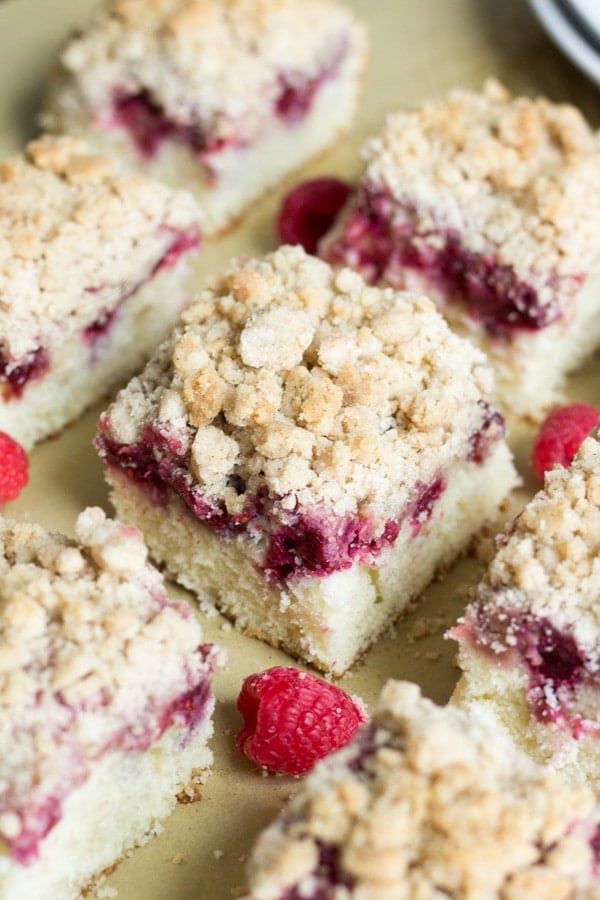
325,192,570,338
451,431,600,785
0,349,49,401
99,419,448,585
111,42,348,168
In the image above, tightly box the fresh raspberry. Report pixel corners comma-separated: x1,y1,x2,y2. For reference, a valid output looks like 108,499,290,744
236,666,367,776
277,177,353,255
0,431,29,504
531,403,600,480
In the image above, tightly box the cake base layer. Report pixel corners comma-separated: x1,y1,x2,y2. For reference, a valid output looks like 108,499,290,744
46,50,363,239
0,707,214,900
452,649,600,792
0,264,190,449
106,442,517,676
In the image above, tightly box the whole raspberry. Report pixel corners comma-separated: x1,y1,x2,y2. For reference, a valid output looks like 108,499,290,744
236,666,367,776
277,177,353,255
0,432,29,504
532,403,600,480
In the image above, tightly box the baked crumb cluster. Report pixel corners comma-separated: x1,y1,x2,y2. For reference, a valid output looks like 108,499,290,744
0,508,218,853
52,0,365,137
102,245,497,529
246,681,600,899
362,79,600,305
0,135,201,365
466,432,600,658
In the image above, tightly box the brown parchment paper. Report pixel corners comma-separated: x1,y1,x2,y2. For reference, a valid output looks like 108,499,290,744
1,1,600,897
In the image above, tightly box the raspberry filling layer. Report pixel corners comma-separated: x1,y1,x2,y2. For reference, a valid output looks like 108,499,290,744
465,609,592,737
281,841,354,900
0,348,50,400
1,228,199,398
96,405,501,584
6,643,216,866
323,189,583,339
109,44,348,163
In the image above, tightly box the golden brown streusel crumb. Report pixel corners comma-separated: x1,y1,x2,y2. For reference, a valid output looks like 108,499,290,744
468,430,600,657
103,245,500,531
0,135,201,363
362,80,600,293
245,681,600,899
53,0,366,140
0,508,220,844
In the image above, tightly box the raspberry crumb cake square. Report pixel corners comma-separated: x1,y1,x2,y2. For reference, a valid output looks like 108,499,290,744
44,0,367,238
243,681,600,899
96,245,517,675
321,80,600,420
0,135,202,449
451,430,600,789
0,507,222,900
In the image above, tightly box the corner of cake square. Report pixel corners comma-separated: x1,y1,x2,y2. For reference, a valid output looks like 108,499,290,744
43,0,368,238
95,244,518,676
450,428,600,790
0,134,202,449
242,680,600,899
320,79,600,421
0,506,223,900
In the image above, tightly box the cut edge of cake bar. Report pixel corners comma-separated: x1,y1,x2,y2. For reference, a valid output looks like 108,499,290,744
450,428,600,789
0,134,203,449
320,79,600,421
96,245,519,674
43,0,368,238
0,507,223,900
243,680,600,900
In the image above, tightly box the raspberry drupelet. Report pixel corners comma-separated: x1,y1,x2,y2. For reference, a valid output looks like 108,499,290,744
237,667,367,776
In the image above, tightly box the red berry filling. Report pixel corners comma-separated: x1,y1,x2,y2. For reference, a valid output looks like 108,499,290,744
236,666,367,776
112,90,240,162
2,228,199,393
466,607,592,737
0,432,29,504
467,402,505,464
83,227,199,355
278,178,353,255
109,42,348,164
280,842,355,899
97,418,454,585
531,403,600,480
82,305,119,350
273,41,346,127
322,188,582,339
0,348,50,400
6,644,216,865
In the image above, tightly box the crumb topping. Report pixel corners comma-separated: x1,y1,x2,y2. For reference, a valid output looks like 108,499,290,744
53,0,366,139
0,135,201,362
0,508,221,841
361,79,600,293
101,245,500,528
245,681,600,899
467,430,600,657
